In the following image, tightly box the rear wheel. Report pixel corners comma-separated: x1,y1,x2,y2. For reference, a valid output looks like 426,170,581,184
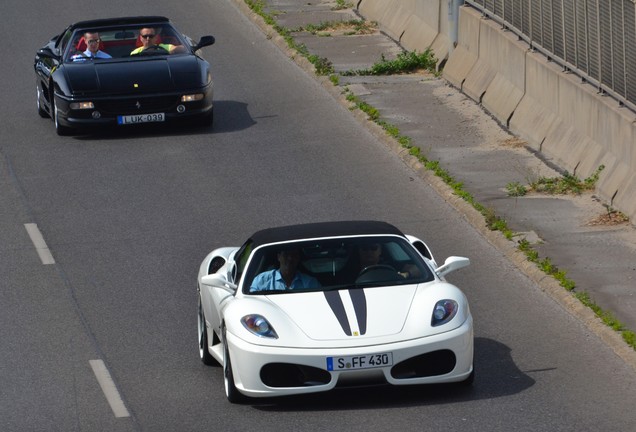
222,325,247,404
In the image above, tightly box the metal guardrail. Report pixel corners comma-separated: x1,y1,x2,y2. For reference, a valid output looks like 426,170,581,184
464,0,636,114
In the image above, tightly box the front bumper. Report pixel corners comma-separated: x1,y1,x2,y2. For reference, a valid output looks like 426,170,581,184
226,315,474,398
54,86,213,129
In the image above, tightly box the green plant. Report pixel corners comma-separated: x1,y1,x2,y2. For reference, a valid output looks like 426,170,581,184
530,165,605,195
295,19,376,36
332,0,352,10
506,181,527,197
343,50,437,76
308,54,334,75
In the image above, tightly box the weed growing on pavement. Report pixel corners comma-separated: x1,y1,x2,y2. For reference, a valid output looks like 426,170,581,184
332,0,353,10
529,165,605,195
297,20,377,36
506,181,527,197
575,291,636,349
308,54,335,75
517,239,577,290
343,50,437,76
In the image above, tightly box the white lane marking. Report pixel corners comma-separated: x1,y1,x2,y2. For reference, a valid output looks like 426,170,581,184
24,223,55,265
89,360,131,418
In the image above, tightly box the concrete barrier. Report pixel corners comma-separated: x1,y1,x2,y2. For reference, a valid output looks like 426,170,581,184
358,0,447,64
443,6,481,89
508,52,560,151
480,20,527,126
356,0,636,221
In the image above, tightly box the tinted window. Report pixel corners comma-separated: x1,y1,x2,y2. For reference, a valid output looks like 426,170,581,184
243,236,434,294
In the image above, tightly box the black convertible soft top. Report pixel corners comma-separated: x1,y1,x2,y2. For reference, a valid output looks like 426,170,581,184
68,16,170,31
248,221,405,248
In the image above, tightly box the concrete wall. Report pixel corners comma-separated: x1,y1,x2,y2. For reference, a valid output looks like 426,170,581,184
358,0,449,67
357,0,636,221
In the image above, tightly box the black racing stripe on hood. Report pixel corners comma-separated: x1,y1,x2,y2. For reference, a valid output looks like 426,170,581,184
324,291,351,336
349,289,367,335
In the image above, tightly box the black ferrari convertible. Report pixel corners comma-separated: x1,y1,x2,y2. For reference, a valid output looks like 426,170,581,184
34,16,215,135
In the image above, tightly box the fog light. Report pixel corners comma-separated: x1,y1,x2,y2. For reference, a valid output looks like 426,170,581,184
70,101,94,110
177,104,186,113
92,111,101,119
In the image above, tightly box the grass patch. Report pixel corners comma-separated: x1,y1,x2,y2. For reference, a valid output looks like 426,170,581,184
575,291,636,349
296,19,377,36
507,165,605,197
506,181,527,197
529,165,605,195
343,50,437,76
332,0,353,10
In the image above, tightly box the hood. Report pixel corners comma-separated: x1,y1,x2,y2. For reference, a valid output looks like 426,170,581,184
267,284,418,341
64,56,204,94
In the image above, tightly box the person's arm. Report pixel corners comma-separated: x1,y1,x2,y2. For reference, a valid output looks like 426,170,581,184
169,44,187,54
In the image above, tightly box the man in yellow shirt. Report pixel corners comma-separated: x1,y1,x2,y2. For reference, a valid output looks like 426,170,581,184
130,28,186,55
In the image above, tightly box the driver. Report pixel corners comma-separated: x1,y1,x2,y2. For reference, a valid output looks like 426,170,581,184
357,243,420,279
130,27,186,55
250,248,321,292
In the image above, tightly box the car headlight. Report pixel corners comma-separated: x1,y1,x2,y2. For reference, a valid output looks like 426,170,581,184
431,300,458,327
69,101,94,109
241,314,278,339
180,93,204,102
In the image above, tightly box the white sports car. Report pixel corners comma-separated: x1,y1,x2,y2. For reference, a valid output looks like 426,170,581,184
197,221,473,403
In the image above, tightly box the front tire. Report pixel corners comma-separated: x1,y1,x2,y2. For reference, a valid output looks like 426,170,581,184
222,325,247,404
53,101,72,136
198,297,215,366
36,84,48,118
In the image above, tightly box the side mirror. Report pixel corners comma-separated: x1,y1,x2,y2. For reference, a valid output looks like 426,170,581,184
193,35,215,51
37,47,59,60
435,256,470,278
200,273,237,291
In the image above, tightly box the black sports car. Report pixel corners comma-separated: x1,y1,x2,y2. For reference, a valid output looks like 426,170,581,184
34,16,215,135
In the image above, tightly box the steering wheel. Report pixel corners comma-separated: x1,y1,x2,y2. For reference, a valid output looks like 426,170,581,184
358,264,396,276
135,45,169,55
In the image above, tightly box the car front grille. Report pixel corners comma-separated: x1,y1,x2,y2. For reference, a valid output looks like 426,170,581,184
97,96,179,115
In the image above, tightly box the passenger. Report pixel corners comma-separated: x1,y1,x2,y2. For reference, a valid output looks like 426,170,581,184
250,248,320,291
72,31,111,61
130,27,186,55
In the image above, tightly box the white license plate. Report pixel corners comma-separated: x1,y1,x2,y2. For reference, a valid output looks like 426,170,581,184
117,113,165,125
326,352,393,371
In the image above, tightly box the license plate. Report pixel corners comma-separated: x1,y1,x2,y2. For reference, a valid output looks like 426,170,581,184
117,113,165,125
326,352,393,371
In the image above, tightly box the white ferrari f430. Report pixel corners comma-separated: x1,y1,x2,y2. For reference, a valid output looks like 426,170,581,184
197,221,473,403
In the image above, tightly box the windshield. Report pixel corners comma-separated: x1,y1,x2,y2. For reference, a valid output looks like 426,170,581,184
243,236,435,294
64,24,187,62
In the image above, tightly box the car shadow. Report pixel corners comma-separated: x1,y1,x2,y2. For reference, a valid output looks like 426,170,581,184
250,337,536,411
71,100,256,140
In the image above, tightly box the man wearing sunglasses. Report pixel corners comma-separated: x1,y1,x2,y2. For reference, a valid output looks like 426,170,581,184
71,31,111,61
130,27,186,55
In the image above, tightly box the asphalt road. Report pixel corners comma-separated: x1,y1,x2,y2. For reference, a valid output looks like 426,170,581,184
1,0,635,431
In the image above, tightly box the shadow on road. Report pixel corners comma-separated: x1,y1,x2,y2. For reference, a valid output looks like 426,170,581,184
251,337,535,411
